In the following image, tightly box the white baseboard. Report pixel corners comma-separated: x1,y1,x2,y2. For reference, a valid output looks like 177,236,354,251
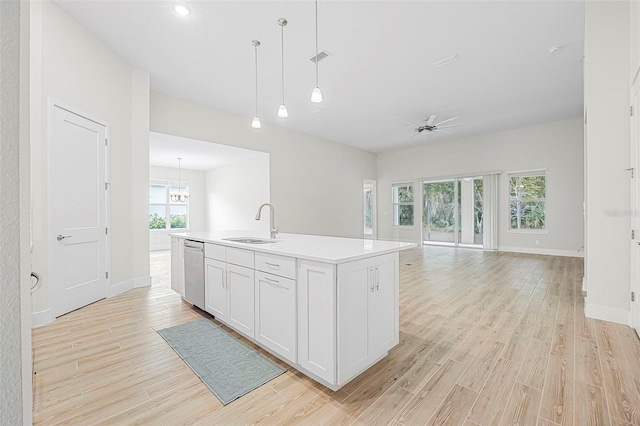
582,277,587,293
584,301,630,325
31,308,54,328
498,246,584,258
110,275,152,297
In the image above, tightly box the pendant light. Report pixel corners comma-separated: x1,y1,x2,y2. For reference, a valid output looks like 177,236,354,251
170,157,189,202
251,40,262,129
277,18,289,118
310,0,323,103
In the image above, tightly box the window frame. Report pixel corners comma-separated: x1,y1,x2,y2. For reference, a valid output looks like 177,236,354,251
391,182,415,228
507,170,547,233
149,179,190,231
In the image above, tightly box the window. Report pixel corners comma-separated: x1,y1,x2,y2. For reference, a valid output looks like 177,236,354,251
363,180,376,236
149,181,189,230
392,183,414,226
508,171,546,230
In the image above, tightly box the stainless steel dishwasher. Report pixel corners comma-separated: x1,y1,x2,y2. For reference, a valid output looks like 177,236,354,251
183,240,205,310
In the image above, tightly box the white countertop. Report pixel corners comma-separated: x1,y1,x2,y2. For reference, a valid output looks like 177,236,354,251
170,231,416,264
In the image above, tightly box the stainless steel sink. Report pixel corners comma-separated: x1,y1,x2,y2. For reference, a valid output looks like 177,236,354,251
222,237,280,244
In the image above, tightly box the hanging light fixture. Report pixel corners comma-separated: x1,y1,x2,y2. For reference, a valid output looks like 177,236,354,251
277,18,289,118
170,157,190,202
310,0,323,103
251,40,262,128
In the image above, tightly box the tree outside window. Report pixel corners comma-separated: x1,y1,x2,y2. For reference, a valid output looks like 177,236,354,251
509,172,545,230
392,183,414,226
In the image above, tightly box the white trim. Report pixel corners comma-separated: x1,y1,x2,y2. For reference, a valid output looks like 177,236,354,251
584,301,630,326
418,170,502,182
31,308,54,328
109,275,152,298
582,276,587,293
506,229,550,235
498,245,584,258
506,168,547,177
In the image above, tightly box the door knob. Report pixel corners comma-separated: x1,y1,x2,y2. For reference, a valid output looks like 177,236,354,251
56,234,71,241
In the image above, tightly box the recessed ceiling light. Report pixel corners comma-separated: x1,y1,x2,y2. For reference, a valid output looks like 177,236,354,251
173,4,191,16
548,45,562,53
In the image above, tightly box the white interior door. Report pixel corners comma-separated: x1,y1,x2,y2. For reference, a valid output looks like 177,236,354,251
51,105,107,317
632,77,640,336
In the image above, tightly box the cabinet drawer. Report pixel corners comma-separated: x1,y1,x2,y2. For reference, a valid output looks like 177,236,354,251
255,252,296,279
226,247,254,269
204,243,225,261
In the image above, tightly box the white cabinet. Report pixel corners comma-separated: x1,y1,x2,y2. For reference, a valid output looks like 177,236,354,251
204,246,255,339
298,260,336,384
226,264,255,338
204,258,226,318
255,271,296,363
336,253,398,385
170,237,184,296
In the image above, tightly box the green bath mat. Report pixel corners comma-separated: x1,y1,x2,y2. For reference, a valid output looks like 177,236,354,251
158,318,285,405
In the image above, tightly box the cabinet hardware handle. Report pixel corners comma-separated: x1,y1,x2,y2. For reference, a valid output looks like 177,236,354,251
265,262,280,268
264,276,280,283
375,266,379,291
264,277,288,290
370,267,375,292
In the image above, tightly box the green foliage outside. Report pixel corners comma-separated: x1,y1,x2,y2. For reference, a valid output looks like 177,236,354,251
170,214,187,229
423,182,455,232
149,213,166,230
394,185,414,226
509,175,545,230
473,179,483,235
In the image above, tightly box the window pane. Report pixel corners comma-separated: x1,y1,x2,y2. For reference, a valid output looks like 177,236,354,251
398,205,414,226
510,176,545,199
364,188,373,235
149,185,166,204
397,185,413,202
510,201,545,230
170,205,188,229
149,205,166,230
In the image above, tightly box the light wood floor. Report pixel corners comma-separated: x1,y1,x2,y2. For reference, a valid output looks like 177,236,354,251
32,247,640,425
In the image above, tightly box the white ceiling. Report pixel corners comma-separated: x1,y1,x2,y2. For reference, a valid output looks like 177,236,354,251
55,1,585,153
149,132,265,170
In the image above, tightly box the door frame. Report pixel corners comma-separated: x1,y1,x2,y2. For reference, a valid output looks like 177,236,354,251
48,99,111,315
631,71,640,333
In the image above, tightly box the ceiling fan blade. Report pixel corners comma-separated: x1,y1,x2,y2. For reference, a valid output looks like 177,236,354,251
433,116,458,126
409,133,420,139
436,124,464,129
425,115,436,125
434,129,452,134
403,120,419,127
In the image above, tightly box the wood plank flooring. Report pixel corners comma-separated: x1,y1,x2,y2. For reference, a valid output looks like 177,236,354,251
32,247,640,425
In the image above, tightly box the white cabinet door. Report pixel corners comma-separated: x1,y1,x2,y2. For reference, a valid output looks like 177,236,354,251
170,237,184,296
337,253,399,385
227,264,255,339
205,257,227,320
255,271,296,362
298,260,336,384
337,259,371,383
368,254,398,359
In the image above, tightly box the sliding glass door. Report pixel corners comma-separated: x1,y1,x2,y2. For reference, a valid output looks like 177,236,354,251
422,177,484,248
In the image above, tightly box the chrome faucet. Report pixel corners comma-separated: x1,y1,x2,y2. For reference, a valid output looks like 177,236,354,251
255,203,278,239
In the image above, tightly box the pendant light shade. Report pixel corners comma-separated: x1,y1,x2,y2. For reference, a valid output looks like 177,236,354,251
169,157,189,202
311,0,323,103
251,40,261,129
277,18,289,118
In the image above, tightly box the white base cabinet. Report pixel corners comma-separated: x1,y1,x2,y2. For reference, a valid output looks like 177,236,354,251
255,271,296,363
170,237,184,296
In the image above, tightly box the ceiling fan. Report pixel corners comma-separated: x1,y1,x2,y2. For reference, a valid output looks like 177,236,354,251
404,115,463,138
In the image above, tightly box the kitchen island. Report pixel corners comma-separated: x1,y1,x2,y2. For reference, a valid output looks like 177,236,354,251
170,231,415,391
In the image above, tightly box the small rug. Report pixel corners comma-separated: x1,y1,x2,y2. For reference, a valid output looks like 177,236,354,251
157,318,285,405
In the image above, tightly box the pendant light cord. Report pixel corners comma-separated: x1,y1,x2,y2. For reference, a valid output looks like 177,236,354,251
315,0,319,87
281,24,285,104
254,44,259,117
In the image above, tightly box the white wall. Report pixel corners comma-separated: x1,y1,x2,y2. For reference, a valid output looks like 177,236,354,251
150,92,377,238
149,165,206,250
205,154,271,234
377,118,584,257
0,0,32,422
30,0,151,324
584,1,632,324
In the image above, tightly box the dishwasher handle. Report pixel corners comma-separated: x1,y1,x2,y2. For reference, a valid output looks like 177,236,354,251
184,240,204,250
